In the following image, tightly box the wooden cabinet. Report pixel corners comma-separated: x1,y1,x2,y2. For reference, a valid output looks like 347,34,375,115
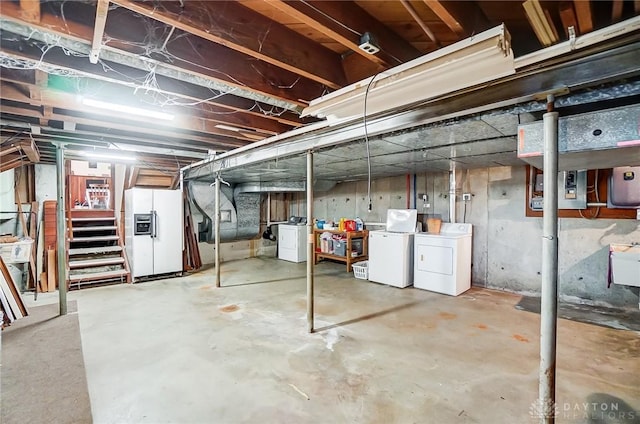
313,229,368,272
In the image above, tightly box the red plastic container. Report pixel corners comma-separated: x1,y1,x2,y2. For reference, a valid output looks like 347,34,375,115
345,220,357,231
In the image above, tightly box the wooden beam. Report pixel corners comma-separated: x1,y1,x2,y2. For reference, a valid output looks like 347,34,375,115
19,0,40,23
109,0,347,89
0,22,307,128
128,166,139,188
573,0,593,34
1,78,275,145
636,0,640,14
0,1,322,111
0,102,247,149
559,1,579,37
90,0,110,64
422,0,490,37
27,70,47,105
400,0,439,46
169,173,180,190
1,71,296,135
0,152,27,172
611,0,624,21
269,0,420,68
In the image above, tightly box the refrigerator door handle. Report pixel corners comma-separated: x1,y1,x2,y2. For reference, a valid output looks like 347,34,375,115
151,210,158,238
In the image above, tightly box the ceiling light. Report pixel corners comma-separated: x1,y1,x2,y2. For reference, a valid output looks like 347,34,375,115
302,24,514,123
79,151,137,161
81,98,174,121
215,124,243,132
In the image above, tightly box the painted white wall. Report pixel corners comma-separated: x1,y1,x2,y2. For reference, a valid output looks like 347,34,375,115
290,166,640,309
0,169,17,235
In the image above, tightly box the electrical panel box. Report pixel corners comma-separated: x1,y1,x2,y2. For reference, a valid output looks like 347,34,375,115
558,170,587,209
531,170,587,210
608,166,640,208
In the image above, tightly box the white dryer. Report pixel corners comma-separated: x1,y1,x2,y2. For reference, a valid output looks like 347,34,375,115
413,223,472,296
278,224,307,263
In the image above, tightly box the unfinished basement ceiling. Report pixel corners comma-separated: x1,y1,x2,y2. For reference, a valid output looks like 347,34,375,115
1,0,639,177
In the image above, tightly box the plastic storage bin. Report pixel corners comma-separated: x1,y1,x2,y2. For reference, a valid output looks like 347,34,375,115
334,239,346,256
352,261,368,280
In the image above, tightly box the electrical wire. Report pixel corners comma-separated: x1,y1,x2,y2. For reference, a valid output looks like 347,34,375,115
463,201,467,223
579,169,600,219
363,73,380,212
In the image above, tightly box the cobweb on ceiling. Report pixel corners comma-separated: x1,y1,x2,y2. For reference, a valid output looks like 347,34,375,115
0,0,309,118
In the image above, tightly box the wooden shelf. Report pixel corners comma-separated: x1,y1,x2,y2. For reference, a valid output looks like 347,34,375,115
313,229,368,272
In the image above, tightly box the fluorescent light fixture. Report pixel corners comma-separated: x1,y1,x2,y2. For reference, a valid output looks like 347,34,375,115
81,98,174,120
301,24,515,123
215,124,243,132
79,151,137,161
522,0,559,47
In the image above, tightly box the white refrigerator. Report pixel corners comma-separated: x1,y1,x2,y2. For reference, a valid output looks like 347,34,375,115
278,224,307,263
368,231,414,288
125,188,183,280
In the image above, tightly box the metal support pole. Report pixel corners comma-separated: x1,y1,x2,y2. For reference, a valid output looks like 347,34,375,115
214,176,221,288
55,144,67,316
539,95,559,423
449,167,457,223
306,151,314,333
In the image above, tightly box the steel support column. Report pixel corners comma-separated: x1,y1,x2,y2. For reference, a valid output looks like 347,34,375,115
214,176,221,288
306,151,314,333
539,95,559,423
55,144,67,316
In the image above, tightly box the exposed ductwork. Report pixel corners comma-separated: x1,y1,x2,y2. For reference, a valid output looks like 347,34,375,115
517,104,640,171
188,179,337,243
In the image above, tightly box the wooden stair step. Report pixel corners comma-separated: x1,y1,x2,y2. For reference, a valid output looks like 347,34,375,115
69,269,128,283
72,226,117,232
71,235,120,242
69,246,123,255
69,257,125,269
72,217,116,222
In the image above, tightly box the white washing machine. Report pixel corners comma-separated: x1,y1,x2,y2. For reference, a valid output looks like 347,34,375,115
413,223,472,296
368,231,414,288
278,224,307,263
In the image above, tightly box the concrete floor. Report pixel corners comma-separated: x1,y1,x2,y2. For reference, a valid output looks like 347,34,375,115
25,257,639,423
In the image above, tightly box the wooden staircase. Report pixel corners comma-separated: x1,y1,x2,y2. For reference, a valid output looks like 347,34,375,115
67,211,131,288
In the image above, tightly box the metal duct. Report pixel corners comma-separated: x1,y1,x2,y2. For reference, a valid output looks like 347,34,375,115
189,181,240,242
233,180,337,195
517,104,640,170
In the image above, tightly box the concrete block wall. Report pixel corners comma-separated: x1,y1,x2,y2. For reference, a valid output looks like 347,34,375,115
297,166,640,309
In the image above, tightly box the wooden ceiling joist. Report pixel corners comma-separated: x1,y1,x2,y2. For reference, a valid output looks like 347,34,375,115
400,0,439,46
109,0,347,89
559,1,579,37
0,82,267,144
611,0,624,22
0,40,303,137
0,2,317,112
89,0,110,64
573,0,593,34
269,0,420,71
422,0,490,37
0,102,247,150
19,0,40,24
